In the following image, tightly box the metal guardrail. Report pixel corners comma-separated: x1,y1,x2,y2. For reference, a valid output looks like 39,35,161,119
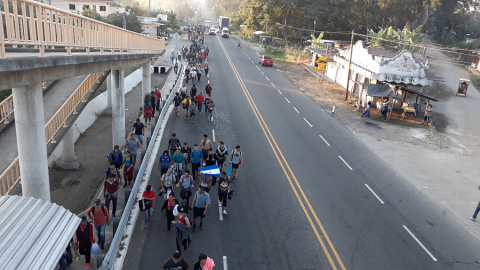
0,95,13,124
0,0,165,58
99,65,185,270
0,71,105,195
45,72,103,144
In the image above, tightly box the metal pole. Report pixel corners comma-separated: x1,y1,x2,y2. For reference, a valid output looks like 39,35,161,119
313,20,316,35
123,12,126,29
345,30,354,101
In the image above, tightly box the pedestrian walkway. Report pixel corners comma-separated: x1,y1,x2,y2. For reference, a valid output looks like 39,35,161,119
58,35,192,270
0,75,88,174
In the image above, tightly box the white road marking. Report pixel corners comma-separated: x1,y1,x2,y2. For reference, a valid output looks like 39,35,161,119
338,156,353,170
271,82,276,87
402,225,438,262
303,118,313,127
364,184,385,204
212,129,216,142
223,256,228,270
256,66,260,70
266,77,270,81
293,107,300,113
251,61,254,64
277,89,282,94
285,97,290,103
261,71,265,75
319,135,331,146
248,57,251,60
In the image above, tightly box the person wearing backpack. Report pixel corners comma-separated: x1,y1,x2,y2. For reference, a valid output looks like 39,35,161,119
107,145,123,169
206,99,215,122
87,199,109,250
160,168,176,197
173,93,183,117
215,141,228,172
172,147,184,177
177,170,194,205
217,172,231,215
230,145,243,180
104,173,120,217
204,83,212,97
181,142,192,171
75,216,95,269
162,192,179,233
150,91,157,117
168,133,181,156
172,208,191,253
195,93,205,114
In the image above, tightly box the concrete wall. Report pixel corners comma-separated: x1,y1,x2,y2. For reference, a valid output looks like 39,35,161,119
48,67,152,166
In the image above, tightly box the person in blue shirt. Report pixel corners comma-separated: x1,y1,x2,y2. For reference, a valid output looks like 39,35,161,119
159,150,172,176
190,144,203,181
107,145,123,169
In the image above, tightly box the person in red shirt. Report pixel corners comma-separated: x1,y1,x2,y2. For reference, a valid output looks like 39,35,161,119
104,174,120,217
154,88,162,111
75,216,95,269
87,199,109,250
196,93,205,115
142,184,156,229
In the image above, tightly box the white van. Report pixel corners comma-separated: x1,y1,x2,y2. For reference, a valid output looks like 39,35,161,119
221,29,230,38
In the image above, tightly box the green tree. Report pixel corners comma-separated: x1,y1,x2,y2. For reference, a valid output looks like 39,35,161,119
105,13,142,33
82,8,102,21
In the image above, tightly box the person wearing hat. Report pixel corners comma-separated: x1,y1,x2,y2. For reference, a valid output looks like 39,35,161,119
107,145,124,169
161,168,176,196
131,118,145,145
104,173,120,217
87,199,109,250
125,133,144,167
162,250,190,270
75,216,95,269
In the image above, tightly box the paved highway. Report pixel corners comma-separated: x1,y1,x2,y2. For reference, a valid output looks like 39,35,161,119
127,23,480,270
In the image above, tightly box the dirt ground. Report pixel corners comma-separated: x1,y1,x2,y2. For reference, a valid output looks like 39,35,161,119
49,72,167,214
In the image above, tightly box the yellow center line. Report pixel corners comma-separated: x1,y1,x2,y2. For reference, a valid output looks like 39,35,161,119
216,37,346,270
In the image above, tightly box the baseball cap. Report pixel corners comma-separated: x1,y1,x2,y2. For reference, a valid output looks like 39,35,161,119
173,251,181,259
95,199,102,206
184,141,188,145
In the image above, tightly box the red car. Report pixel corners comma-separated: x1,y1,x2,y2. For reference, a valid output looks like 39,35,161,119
259,55,273,66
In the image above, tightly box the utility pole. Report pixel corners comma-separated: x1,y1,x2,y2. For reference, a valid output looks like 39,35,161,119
345,30,354,101
123,12,127,29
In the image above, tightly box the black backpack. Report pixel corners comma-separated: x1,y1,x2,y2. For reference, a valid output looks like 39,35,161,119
91,205,107,217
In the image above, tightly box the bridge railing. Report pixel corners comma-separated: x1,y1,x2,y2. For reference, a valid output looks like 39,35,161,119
0,71,105,195
45,71,103,144
0,95,13,124
0,0,165,58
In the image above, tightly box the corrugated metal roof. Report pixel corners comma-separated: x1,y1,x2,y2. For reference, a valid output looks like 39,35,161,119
0,195,81,270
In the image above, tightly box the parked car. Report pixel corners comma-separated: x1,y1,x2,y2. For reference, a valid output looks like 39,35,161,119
259,55,273,66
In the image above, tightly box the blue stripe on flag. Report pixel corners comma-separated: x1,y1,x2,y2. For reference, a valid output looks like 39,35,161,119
198,165,221,177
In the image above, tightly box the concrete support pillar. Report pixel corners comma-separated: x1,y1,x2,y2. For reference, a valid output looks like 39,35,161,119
56,127,80,170
12,71,50,201
111,68,125,148
106,73,112,109
142,61,151,108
